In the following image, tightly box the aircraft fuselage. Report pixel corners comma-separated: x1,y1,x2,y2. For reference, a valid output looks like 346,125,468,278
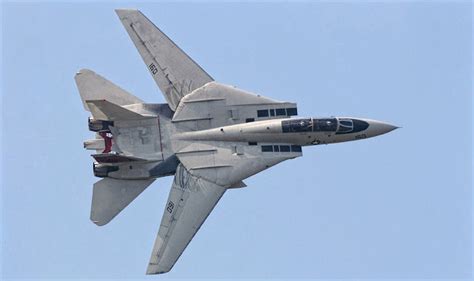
176,117,397,146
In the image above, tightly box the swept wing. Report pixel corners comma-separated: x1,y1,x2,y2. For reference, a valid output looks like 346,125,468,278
115,9,213,111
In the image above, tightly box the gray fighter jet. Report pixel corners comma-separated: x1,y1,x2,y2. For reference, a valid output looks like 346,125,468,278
75,9,398,274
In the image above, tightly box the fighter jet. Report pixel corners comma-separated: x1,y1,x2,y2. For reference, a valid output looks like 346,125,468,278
75,9,397,274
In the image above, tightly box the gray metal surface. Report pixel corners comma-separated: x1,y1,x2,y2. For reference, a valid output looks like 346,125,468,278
174,140,301,187
86,100,153,121
147,164,226,274
172,82,297,131
75,69,143,111
91,178,155,226
116,9,213,111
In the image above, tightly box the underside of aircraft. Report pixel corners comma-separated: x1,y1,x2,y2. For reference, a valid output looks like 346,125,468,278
75,9,397,274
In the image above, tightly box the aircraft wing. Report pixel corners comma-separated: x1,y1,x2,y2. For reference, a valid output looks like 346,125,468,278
147,164,226,274
115,9,213,111
148,142,301,274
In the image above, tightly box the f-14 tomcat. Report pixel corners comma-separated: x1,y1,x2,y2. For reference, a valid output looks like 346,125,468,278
75,9,398,274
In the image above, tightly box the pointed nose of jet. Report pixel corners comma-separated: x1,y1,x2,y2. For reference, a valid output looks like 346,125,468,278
363,119,399,137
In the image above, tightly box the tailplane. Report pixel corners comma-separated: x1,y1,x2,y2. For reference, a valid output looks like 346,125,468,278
75,69,143,111
91,178,155,226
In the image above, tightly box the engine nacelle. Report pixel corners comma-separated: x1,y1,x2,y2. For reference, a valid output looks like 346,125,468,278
93,163,119,178
88,118,114,132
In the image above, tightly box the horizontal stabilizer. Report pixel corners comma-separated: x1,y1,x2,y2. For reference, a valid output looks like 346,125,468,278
91,178,155,226
86,99,153,121
75,69,143,111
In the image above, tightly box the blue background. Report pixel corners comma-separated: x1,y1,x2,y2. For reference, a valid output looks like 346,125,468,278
1,2,472,280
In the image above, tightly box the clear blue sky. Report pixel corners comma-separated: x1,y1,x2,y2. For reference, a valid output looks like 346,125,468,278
1,1,472,280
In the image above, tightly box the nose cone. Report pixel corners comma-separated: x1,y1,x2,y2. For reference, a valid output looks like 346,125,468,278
363,119,398,137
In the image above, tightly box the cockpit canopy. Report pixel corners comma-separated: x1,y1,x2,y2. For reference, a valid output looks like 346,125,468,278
281,117,366,134
282,118,337,133
337,118,354,133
